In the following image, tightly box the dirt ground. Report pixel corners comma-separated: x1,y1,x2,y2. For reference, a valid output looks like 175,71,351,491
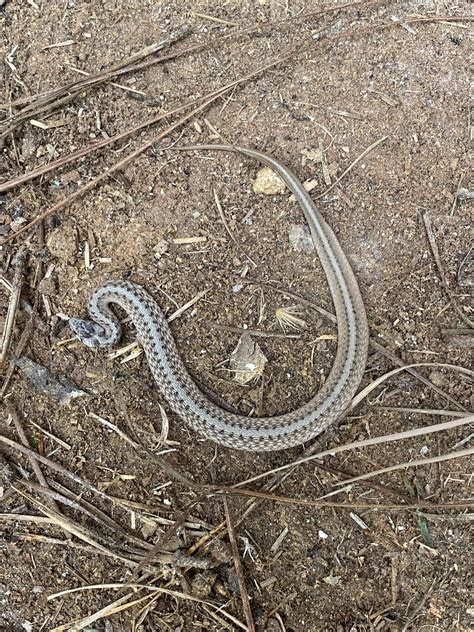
0,0,473,630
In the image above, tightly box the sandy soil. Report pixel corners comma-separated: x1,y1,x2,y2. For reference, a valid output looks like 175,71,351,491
0,0,472,630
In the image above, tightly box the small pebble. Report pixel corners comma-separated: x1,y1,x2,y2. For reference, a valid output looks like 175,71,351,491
38,277,57,296
253,167,286,195
289,224,315,254
190,571,217,598
153,239,169,259
428,370,446,388
209,540,233,564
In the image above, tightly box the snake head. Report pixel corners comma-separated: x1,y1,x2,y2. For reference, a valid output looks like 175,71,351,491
69,318,107,348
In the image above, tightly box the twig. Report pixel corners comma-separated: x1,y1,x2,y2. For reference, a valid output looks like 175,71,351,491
122,494,208,589
223,497,256,632
68,65,147,96
315,135,388,199
441,328,473,337
0,251,27,367
213,189,257,267
212,323,301,340
232,414,474,489
332,446,473,487
422,212,473,328
0,301,36,398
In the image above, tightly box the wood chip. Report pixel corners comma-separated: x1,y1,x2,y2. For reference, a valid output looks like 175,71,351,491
270,526,289,553
29,119,49,130
42,40,76,50
173,236,207,245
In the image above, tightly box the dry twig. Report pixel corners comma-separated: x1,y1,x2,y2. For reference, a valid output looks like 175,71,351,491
422,212,473,328
232,414,474,489
223,498,256,632
315,135,388,199
0,251,27,367
0,27,191,140
6,403,71,539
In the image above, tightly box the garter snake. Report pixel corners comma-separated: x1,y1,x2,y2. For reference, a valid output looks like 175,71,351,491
70,145,369,451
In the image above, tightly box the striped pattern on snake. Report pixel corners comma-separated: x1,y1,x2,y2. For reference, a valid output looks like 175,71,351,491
69,145,369,451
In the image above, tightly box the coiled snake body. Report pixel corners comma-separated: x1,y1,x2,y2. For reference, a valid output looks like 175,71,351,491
70,145,369,451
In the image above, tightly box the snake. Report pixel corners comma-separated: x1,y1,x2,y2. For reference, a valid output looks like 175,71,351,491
69,145,369,451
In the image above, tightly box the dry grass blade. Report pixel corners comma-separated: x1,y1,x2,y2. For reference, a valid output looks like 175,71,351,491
88,410,198,489
374,406,470,418
315,135,388,199
1,97,222,244
333,446,474,487
223,498,256,632
168,290,208,322
14,533,205,569
349,362,473,411
156,404,170,448
48,582,247,632
220,489,473,511
88,412,140,450
213,188,257,267
422,212,473,328
26,420,71,450
0,251,26,367
232,415,474,489
0,514,53,525
55,592,159,632
275,305,307,332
